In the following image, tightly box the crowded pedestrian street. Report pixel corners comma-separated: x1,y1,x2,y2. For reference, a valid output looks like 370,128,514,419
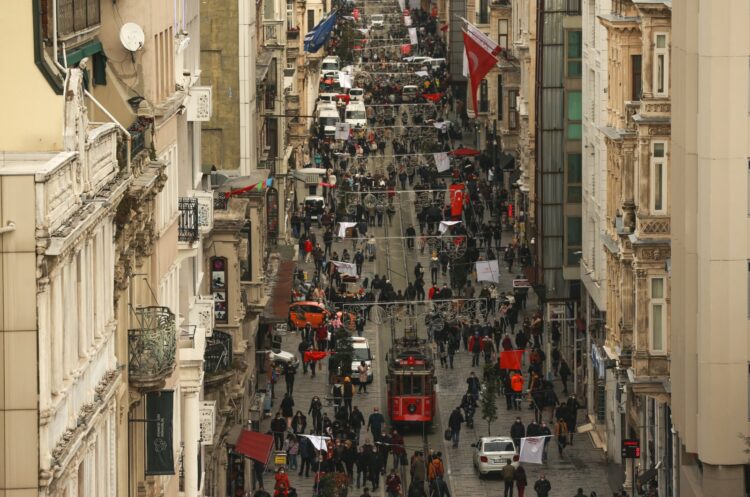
252,2,617,496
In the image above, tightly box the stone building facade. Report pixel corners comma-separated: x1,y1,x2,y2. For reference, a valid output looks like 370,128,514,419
599,1,673,493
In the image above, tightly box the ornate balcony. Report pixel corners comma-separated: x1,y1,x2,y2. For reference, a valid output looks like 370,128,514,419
204,331,234,386
128,306,177,390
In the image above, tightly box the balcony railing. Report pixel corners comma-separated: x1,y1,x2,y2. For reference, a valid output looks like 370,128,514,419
57,0,101,38
128,118,151,159
128,306,177,390
204,330,233,375
178,197,200,243
287,28,300,39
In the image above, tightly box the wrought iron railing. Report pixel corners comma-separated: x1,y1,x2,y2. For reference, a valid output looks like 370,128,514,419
178,197,200,243
204,330,233,374
128,306,177,388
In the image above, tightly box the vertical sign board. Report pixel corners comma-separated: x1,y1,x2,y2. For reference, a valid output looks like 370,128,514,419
200,401,216,446
266,187,279,240
146,391,175,475
211,257,228,324
621,439,641,458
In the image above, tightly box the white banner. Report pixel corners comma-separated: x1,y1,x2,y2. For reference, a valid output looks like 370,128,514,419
301,435,331,451
415,70,430,77
409,27,418,45
519,436,546,464
335,122,351,140
434,152,451,172
433,121,451,130
475,260,501,283
438,220,461,234
199,401,216,445
397,0,405,12
339,72,353,89
332,261,358,277
404,15,412,26
337,222,358,237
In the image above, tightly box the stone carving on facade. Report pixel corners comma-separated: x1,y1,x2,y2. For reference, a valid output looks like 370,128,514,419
648,126,671,136
639,217,670,234
640,247,670,260
644,103,670,113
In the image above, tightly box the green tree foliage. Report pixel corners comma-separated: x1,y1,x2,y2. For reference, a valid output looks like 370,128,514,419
481,364,499,436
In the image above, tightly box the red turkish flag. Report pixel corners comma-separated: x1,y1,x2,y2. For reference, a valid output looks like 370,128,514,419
499,350,524,370
463,30,499,115
423,92,444,102
449,183,465,218
401,44,412,55
304,351,329,363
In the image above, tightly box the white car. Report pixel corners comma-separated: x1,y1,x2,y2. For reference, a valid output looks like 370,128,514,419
349,88,365,101
471,437,517,477
370,14,385,27
351,336,374,384
268,350,300,371
321,56,341,72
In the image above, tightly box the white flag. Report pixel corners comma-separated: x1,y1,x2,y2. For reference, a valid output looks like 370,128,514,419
337,222,358,237
434,152,450,172
475,260,500,283
404,15,412,26
519,437,545,464
438,220,461,234
335,122,351,140
409,27,418,45
332,261,358,277
301,435,331,451
415,70,430,77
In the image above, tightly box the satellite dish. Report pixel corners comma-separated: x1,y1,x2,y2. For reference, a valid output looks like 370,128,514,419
120,23,145,51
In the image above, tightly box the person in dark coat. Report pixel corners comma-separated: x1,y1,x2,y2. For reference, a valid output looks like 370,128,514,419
510,417,526,450
534,475,551,497
448,407,465,448
271,413,287,450
559,358,571,394
281,393,295,421
284,365,296,396
565,395,581,445
515,464,528,497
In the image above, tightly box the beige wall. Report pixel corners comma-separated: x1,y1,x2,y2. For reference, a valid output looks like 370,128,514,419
0,3,63,151
0,174,39,495
672,0,749,495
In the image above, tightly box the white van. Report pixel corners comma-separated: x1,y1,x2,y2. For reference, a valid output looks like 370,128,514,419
402,85,420,102
370,14,385,27
351,337,374,384
425,58,447,70
317,106,340,139
318,93,339,104
345,102,367,128
321,56,341,72
349,88,365,101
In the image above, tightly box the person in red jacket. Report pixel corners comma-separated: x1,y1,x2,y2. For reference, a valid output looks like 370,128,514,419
468,332,484,367
274,468,290,492
303,239,313,263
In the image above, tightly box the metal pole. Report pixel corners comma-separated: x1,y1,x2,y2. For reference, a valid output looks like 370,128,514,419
586,295,593,419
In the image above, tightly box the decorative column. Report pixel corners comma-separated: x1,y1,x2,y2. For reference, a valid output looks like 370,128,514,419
183,385,201,497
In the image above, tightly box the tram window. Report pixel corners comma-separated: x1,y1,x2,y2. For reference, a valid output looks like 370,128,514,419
399,376,423,395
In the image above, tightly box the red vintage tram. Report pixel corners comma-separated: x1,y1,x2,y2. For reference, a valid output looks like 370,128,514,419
386,336,437,425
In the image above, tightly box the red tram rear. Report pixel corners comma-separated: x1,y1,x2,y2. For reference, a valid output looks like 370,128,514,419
386,337,436,425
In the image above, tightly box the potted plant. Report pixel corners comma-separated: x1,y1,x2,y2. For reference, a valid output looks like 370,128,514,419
318,471,349,497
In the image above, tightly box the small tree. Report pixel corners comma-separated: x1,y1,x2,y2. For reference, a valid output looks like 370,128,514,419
328,327,354,378
481,364,499,436
319,471,349,497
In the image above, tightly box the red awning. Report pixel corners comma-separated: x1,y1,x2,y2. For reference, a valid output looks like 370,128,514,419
234,430,274,463
449,147,481,157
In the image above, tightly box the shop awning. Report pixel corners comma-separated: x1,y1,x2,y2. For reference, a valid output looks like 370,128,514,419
260,260,295,324
233,429,274,463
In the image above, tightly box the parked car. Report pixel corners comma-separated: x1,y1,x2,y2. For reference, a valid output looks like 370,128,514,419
304,196,326,220
370,14,385,27
471,437,517,477
288,301,332,329
402,85,420,102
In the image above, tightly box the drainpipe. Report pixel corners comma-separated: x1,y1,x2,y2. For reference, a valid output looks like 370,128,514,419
0,222,17,235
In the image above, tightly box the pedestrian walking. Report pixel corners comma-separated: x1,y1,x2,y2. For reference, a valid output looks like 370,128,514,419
284,364,295,396
502,460,516,497
386,468,402,497
343,377,355,415
515,464,528,497
533,475,551,497
554,417,569,457
510,417,526,449
466,371,481,404
308,396,323,434
448,407,465,447
358,361,370,392
271,412,287,450
367,407,385,442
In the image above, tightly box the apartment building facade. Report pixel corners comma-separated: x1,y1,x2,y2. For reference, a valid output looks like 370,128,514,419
596,1,674,493
672,1,749,496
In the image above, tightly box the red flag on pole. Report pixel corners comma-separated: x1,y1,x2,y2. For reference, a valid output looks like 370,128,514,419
449,183,465,218
401,43,412,55
499,350,524,370
422,92,444,102
463,30,499,115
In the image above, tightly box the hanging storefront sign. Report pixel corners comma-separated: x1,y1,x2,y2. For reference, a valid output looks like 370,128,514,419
200,401,217,445
146,390,175,475
211,257,228,324
266,187,279,240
